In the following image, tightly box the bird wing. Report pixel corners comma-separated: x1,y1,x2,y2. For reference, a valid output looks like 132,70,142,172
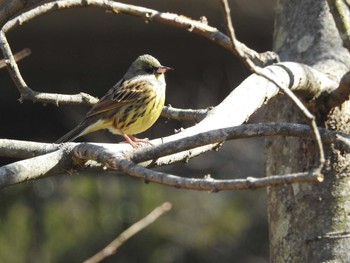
86,78,146,118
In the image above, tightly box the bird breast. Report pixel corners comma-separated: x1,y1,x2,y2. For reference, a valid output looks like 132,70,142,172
109,77,166,136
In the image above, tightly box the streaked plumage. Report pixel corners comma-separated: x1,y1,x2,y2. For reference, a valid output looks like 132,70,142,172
56,54,172,147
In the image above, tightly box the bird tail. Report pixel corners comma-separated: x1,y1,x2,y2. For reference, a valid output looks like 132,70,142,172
55,123,88,143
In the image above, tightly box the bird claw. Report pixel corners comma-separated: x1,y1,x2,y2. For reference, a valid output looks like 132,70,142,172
121,135,153,148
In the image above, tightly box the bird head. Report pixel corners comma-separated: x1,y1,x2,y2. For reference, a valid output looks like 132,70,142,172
126,54,173,79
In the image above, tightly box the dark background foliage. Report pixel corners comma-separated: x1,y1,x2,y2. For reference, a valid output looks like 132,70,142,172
0,0,273,262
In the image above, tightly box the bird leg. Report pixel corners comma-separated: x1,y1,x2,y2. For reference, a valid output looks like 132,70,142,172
121,134,153,148
129,135,154,146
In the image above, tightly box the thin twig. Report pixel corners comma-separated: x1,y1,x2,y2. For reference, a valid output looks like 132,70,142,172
0,30,29,93
220,0,325,175
219,0,256,70
84,202,172,263
1,0,278,66
0,47,31,68
20,91,98,105
327,0,350,52
0,0,278,106
116,159,323,191
0,29,98,105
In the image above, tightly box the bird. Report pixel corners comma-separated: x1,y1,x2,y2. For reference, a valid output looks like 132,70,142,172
56,54,172,148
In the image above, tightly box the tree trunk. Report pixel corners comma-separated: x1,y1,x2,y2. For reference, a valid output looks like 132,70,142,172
266,0,350,261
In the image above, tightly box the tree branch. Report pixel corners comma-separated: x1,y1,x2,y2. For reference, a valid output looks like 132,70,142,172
2,122,349,160
0,144,74,187
84,202,172,263
161,105,210,122
0,139,59,159
0,0,46,26
327,0,350,52
117,159,323,191
0,0,278,107
2,122,350,189
0,0,277,66
0,47,30,69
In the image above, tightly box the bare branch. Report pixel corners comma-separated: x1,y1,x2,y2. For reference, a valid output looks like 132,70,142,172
0,144,74,187
327,0,350,52
0,0,46,26
161,105,210,122
0,0,278,107
128,122,350,164
1,0,277,66
84,202,172,263
0,141,323,192
219,0,262,69
0,30,29,93
117,159,323,191
19,91,99,105
0,139,59,159
0,28,99,105
2,122,350,189
0,47,30,69
2,122,349,160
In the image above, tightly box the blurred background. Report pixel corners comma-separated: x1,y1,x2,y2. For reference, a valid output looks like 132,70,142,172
0,0,274,262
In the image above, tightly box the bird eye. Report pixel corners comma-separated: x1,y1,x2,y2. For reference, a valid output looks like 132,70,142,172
145,66,158,74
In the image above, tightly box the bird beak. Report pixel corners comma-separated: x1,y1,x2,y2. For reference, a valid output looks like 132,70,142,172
156,66,173,74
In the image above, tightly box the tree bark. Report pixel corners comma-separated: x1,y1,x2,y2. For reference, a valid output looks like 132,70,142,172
266,0,350,262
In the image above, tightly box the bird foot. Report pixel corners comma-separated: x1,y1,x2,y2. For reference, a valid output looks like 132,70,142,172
121,135,153,148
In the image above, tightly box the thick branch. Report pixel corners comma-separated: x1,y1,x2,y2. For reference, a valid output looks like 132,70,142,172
2,122,350,189
161,105,210,122
0,0,46,26
0,139,59,159
0,144,74,187
2,122,349,160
